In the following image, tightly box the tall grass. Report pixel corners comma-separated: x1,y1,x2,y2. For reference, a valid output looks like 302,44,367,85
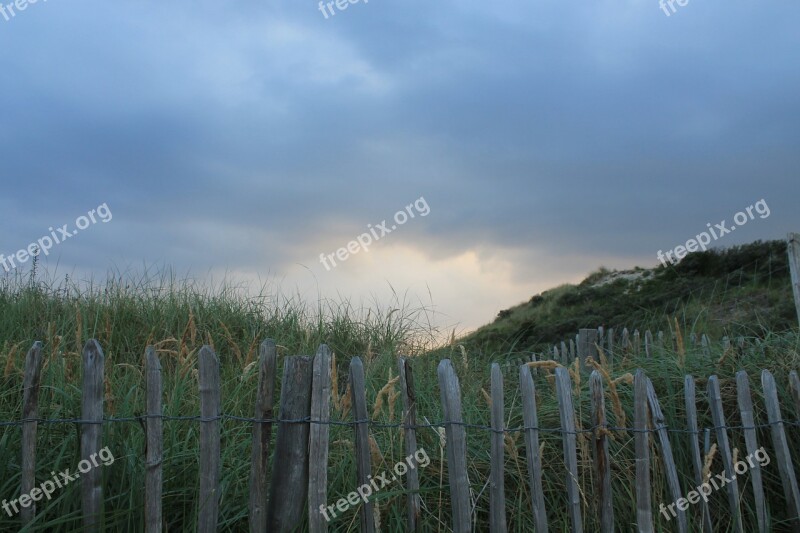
0,267,438,531
1,267,799,531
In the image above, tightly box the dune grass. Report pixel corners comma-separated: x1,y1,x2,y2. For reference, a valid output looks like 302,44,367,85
1,266,799,531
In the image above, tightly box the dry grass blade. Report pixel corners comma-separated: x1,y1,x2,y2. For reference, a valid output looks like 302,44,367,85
570,357,582,396
702,443,718,483
481,387,492,408
3,341,24,378
331,352,340,411
218,321,242,363
243,337,258,367
459,344,469,372
180,311,194,358
387,390,400,422
369,435,383,469
372,371,399,418
340,381,352,416
526,360,560,370
586,356,625,431
240,360,258,380
596,343,609,368
206,332,215,351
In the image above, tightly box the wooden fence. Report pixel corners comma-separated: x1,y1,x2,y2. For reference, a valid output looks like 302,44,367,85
542,325,754,371
8,332,800,532
789,232,800,327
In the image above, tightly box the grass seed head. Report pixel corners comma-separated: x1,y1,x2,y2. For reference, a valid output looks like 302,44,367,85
703,443,719,483
527,360,560,370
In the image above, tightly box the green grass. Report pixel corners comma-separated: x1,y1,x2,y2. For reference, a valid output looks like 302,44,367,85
0,259,799,531
461,240,796,360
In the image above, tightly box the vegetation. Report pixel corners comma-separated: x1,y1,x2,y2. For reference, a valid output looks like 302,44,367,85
0,239,798,531
460,240,795,360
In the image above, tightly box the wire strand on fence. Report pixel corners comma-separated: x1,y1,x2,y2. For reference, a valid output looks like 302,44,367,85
2,414,800,436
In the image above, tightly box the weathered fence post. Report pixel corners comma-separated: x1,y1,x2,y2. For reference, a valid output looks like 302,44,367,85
621,328,630,355
761,370,800,528
145,347,163,533
399,357,421,531
309,344,332,533
646,378,687,532
490,364,507,532
249,340,277,533
788,232,800,327
684,375,712,532
707,375,743,533
590,371,613,533
736,371,767,532
578,328,597,372
555,366,582,532
790,371,800,418
438,359,471,533
527,351,539,376
634,369,653,533
20,342,43,525
198,346,221,533
520,364,548,532
350,356,376,533
645,330,653,358
81,339,105,532
268,355,313,530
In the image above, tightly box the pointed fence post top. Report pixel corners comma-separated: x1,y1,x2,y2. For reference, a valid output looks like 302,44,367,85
82,339,105,365
145,346,160,370
198,346,220,393
315,343,331,357
198,345,218,363
23,342,44,382
260,338,276,352
787,233,800,326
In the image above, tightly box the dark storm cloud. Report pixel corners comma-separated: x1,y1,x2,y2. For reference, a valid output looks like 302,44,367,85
0,0,798,283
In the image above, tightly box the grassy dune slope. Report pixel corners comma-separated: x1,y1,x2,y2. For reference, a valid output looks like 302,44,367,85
457,240,795,360
1,242,799,531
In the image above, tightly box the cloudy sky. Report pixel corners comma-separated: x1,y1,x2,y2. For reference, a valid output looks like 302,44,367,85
1,0,798,333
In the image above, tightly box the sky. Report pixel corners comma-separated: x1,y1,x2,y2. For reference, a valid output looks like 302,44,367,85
0,0,798,334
